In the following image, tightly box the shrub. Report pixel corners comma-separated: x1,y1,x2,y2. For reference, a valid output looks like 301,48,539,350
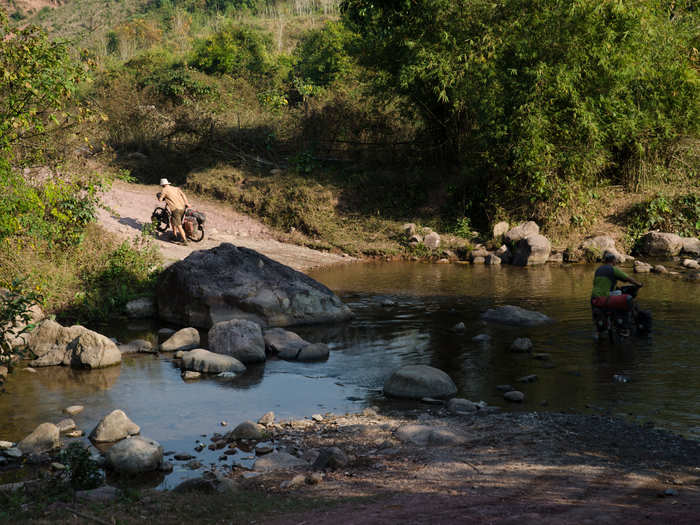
293,21,358,88
0,162,103,248
58,442,103,490
627,193,700,247
0,278,42,362
190,25,275,80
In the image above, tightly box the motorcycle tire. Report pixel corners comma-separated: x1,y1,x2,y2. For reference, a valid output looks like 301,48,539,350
187,222,205,242
151,207,170,233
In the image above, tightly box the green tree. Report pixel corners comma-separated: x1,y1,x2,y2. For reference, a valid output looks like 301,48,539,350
341,0,700,203
0,9,90,160
294,21,358,87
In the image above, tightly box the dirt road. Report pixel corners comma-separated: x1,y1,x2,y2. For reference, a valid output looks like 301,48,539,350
97,180,351,270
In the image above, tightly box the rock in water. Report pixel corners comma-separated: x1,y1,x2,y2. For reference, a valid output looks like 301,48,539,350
480,305,553,326
639,232,683,257
89,410,140,443
160,327,200,352
208,319,265,364
384,365,457,399
180,349,246,374
156,243,353,328
106,436,163,474
512,234,551,266
17,423,60,454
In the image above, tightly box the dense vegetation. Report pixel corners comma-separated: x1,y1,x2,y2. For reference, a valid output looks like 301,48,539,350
0,0,698,329
0,10,160,331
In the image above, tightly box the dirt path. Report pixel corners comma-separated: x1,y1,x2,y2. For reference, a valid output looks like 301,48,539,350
97,180,352,270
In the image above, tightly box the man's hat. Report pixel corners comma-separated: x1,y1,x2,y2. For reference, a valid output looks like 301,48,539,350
159,178,170,186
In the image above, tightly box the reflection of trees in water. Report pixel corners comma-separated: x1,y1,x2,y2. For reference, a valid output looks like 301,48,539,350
0,365,122,441
33,365,122,393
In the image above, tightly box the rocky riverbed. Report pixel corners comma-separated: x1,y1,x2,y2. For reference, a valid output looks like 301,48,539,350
1,405,699,524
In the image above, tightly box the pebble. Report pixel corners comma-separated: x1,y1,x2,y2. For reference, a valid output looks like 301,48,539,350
311,414,324,422
65,430,84,438
307,472,323,485
420,397,444,405
63,405,84,416
496,384,514,392
174,453,195,461
186,460,203,470
613,374,630,383
0,441,13,450
452,322,466,333
181,371,201,380
220,421,228,427
23,367,37,373
471,333,491,342
51,462,67,471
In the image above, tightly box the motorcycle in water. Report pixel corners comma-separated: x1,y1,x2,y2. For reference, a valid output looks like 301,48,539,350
151,206,206,242
592,284,652,343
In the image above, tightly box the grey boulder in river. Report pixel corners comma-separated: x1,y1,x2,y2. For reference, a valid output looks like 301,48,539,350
156,243,352,329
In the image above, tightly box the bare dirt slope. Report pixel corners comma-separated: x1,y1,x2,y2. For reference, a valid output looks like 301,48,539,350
97,180,351,270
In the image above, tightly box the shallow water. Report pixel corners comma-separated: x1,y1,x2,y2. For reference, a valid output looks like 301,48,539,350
1,261,698,487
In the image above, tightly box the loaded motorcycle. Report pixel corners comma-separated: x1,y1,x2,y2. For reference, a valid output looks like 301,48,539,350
151,205,206,242
592,284,652,343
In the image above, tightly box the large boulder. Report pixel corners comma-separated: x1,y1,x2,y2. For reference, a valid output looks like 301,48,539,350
480,305,553,326
208,319,265,364
89,409,140,443
17,423,60,455
106,436,163,474
180,349,246,374
27,320,121,369
681,237,700,256
504,221,539,245
383,365,457,399
156,244,352,328
512,234,551,266
69,331,122,369
639,232,683,257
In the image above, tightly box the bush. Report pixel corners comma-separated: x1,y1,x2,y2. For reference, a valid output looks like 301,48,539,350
58,442,103,490
190,25,275,80
0,278,42,362
293,21,358,88
627,193,700,247
0,162,103,248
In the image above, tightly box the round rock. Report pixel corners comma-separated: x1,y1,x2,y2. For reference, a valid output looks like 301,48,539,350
106,436,163,474
89,409,140,443
383,365,457,400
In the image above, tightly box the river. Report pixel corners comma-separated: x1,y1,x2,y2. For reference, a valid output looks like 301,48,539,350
1,262,698,487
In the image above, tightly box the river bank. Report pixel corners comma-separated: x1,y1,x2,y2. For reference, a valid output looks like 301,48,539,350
2,407,699,524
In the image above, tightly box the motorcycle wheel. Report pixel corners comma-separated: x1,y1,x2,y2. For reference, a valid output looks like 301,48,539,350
187,222,205,242
151,207,170,233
